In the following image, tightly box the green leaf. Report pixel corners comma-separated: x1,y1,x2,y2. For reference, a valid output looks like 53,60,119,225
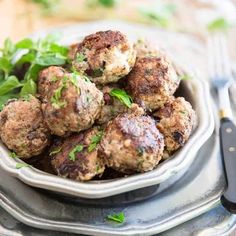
0,57,12,76
76,53,86,63
16,51,36,65
16,163,31,169
0,76,22,96
20,79,37,96
98,0,118,7
109,88,133,108
15,38,34,49
35,54,66,66
3,38,15,58
50,79,67,109
106,212,125,223
0,93,18,111
179,74,191,80
69,145,84,161
10,152,18,158
25,64,43,81
207,18,230,32
139,3,176,28
88,130,103,152
49,43,68,57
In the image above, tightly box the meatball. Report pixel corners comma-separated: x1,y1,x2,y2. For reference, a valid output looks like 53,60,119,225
154,97,196,159
51,127,105,181
41,72,104,136
38,66,66,100
96,84,128,124
126,56,180,111
0,96,50,158
72,30,136,84
100,110,164,174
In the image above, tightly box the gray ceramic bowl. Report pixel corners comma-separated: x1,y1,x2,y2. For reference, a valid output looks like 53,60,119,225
0,22,214,198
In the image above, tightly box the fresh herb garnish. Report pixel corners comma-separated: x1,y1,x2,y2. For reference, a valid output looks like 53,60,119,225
76,53,86,63
109,89,133,108
50,78,67,109
106,212,125,223
139,3,176,28
31,0,60,13
88,131,103,152
207,18,230,32
179,74,191,80
69,145,84,161
0,34,68,108
87,0,119,8
16,163,31,169
10,152,18,158
49,147,62,156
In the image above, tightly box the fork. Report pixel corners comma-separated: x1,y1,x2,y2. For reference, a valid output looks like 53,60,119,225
208,33,236,213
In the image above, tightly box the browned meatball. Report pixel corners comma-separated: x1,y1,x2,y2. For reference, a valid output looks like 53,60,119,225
96,84,128,124
154,97,196,159
41,71,104,136
126,56,180,111
51,127,105,181
0,96,50,158
72,30,136,84
100,109,164,174
38,66,66,100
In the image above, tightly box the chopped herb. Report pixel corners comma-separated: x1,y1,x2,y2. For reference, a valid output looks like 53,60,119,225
49,147,62,156
179,111,186,115
50,78,67,109
10,152,18,158
207,18,230,32
139,3,176,28
76,53,86,63
137,146,144,157
87,0,119,8
106,212,125,223
88,131,103,152
179,74,191,80
0,33,68,109
69,145,84,161
109,89,133,108
16,163,31,169
96,165,101,173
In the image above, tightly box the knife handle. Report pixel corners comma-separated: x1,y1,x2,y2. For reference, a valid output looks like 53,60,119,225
220,117,236,213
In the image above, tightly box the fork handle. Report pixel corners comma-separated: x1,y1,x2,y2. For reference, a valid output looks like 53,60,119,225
220,117,236,213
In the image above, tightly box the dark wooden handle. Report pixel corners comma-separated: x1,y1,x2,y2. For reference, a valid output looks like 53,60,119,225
220,118,236,213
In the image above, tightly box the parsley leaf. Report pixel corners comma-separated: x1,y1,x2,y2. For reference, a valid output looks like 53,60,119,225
207,18,230,32
69,145,84,161
10,152,18,158
76,53,86,63
106,212,125,223
179,74,191,80
0,76,23,96
16,163,31,169
109,89,133,108
50,78,67,109
88,131,103,152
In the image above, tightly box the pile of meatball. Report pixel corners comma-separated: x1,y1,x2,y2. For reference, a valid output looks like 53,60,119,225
0,30,196,181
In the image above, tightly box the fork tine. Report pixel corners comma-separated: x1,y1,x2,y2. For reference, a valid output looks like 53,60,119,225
214,34,223,78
